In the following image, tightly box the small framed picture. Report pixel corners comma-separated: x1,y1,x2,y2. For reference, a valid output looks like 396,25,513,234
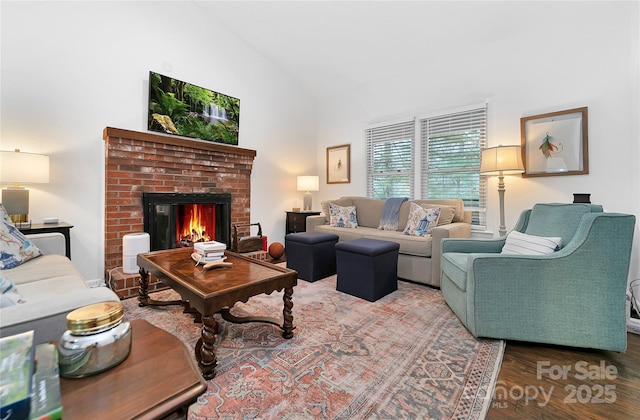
326,144,350,184
520,107,588,177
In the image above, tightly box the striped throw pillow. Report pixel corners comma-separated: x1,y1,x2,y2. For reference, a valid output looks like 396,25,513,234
501,231,562,255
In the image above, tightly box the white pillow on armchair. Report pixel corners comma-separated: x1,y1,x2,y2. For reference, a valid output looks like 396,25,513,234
501,231,562,255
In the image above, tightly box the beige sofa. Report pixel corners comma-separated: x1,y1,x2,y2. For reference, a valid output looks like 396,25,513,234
1,232,120,344
306,196,472,287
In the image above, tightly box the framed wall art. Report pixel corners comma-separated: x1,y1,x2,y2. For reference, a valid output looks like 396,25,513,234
520,107,588,177
148,71,240,145
326,144,350,184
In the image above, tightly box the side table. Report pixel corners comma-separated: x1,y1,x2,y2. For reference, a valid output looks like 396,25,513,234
286,211,320,234
59,319,207,419
18,221,73,259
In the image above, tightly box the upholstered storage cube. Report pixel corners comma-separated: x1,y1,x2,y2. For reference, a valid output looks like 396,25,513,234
335,238,399,302
285,232,339,282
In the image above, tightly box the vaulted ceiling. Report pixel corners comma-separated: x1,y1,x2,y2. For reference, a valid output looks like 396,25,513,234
195,1,523,100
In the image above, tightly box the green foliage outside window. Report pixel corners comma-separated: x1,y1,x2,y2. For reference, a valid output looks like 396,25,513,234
366,106,486,227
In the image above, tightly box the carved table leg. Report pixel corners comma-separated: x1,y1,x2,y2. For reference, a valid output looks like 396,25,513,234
138,267,149,307
137,268,182,307
282,286,294,339
195,314,218,380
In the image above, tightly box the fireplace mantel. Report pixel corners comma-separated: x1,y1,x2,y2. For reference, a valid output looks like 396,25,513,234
103,127,256,298
103,126,256,158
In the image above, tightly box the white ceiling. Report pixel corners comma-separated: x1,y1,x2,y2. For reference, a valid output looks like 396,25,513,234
195,1,523,100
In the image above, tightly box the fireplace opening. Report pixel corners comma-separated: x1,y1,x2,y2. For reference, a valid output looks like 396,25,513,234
143,192,231,251
176,204,216,246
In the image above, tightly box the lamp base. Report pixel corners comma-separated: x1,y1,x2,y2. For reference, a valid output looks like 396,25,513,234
303,192,312,211
2,187,30,224
9,214,29,224
497,175,506,237
13,220,32,229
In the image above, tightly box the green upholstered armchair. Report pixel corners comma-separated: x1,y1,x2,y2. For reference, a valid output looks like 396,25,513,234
440,203,636,351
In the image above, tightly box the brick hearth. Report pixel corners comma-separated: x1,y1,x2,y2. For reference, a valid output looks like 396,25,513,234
103,127,256,298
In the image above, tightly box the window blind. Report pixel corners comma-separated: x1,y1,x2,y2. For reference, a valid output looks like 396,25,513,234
365,120,414,199
419,106,487,227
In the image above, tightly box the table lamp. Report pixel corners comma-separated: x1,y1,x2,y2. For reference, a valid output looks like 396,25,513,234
480,145,524,237
0,149,50,224
297,175,319,211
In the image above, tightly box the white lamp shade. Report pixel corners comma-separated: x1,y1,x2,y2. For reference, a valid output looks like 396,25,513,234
297,175,319,192
0,150,50,184
480,145,524,176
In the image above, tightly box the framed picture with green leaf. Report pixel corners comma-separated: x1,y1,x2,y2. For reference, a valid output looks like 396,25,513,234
520,107,588,177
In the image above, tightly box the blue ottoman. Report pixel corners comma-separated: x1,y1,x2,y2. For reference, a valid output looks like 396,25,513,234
335,238,399,302
285,232,339,282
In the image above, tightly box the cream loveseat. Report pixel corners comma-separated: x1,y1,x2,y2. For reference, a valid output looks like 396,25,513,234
1,232,120,344
306,196,471,287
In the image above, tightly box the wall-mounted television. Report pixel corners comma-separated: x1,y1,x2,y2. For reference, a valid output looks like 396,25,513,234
147,71,240,145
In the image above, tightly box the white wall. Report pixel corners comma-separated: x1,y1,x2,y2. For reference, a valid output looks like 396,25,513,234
2,1,639,284
0,1,317,282
315,2,640,280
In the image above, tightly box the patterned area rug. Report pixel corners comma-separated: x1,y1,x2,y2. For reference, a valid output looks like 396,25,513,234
122,275,504,419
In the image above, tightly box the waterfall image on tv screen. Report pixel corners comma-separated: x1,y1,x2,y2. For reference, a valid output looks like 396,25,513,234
148,71,240,145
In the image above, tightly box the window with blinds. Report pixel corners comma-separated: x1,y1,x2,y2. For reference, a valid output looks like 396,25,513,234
365,120,414,199
365,105,487,228
419,106,487,227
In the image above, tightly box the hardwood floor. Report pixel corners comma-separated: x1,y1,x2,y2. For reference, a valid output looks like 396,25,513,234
487,332,640,419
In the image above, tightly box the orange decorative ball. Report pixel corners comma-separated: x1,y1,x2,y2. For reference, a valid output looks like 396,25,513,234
268,242,285,259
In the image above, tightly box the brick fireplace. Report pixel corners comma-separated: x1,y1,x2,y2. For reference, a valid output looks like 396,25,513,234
103,127,256,298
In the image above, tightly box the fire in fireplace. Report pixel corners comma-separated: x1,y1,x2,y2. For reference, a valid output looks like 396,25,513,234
176,203,215,246
143,192,231,251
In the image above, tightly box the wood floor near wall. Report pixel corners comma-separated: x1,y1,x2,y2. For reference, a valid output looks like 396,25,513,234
487,332,640,419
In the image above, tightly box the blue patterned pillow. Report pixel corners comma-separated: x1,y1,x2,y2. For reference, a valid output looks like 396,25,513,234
0,204,42,269
403,203,441,237
328,203,358,228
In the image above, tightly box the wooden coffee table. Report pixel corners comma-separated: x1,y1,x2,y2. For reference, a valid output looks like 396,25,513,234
137,248,297,379
60,319,206,419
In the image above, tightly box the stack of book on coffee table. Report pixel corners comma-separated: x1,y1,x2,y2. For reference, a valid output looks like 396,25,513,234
192,241,227,265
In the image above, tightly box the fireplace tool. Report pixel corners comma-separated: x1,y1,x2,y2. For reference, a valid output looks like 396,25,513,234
232,222,263,253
